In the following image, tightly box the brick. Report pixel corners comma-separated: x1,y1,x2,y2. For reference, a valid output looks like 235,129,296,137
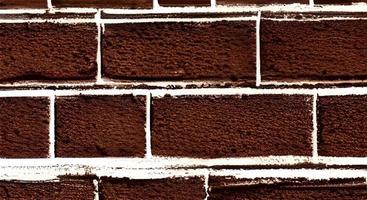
318,95,367,157
315,0,367,4
0,23,97,83
53,0,153,8
0,179,95,199
217,0,308,5
209,177,367,199
261,15,367,83
152,95,313,158
102,20,256,85
0,0,46,8
99,177,206,200
0,97,49,158
158,0,210,6
56,95,146,157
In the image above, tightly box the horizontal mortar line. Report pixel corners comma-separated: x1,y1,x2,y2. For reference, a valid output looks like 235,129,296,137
264,17,367,21
1,87,367,97
0,18,96,23
0,156,367,168
101,16,257,23
261,80,367,86
0,167,366,181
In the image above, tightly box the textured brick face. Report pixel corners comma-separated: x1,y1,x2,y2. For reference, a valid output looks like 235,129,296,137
0,23,97,83
100,177,206,200
209,177,367,199
56,95,146,157
152,95,313,158
0,0,46,8
0,97,49,158
0,179,95,200
318,95,367,157
315,0,367,4
53,0,153,8
217,0,308,5
261,18,367,82
158,0,210,6
103,20,256,84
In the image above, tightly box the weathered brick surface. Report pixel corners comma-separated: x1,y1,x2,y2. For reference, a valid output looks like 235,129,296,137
0,22,97,83
217,0,308,5
0,97,49,158
0,0,46,8
56,95,146,157
318,95,367,157
261,16,367,83
53,0,153,8
0,179,95,200
99,177,206,200
209,177,367,199
102,20,256,84
158,0,210,6
315,0,367,4
152,95,313,158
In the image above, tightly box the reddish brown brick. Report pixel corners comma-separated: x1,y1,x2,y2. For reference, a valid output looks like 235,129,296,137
53,0,152,8
152,95,313,158
209,177,367,199
56,95,146,157
0,0,46,8
159,0,210,6
315,0,367,4
0,179,95,199
0,97,49,158
261,16,367,83
0,22,97,83
318,95,367,157
217,0,308,5
100,177,206,200
103,20,256,85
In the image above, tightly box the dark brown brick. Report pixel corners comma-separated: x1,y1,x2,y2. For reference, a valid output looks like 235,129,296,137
315,0,367,4
0,0,47,8
100,177,206,200
261,16,367,83
53,0,152,8
56,95,146,157
0,97,49,158
209,177,367,199
217,0,308,5
0,23,97,83
103,20,256,85
159,0,210,6
152,95,313,158
318,95,367,157
0,179,95,199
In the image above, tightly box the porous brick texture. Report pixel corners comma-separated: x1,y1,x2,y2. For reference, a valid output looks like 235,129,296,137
0,0,47,8
152,95,313,157
158,0,211,6
53,0,153,8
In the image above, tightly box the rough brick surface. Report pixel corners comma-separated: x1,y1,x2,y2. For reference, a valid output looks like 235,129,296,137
261,17,367,82
158,0,210,6
152,95,313,158
209,177,367,199
100,177,206,200
56,95,146,157
0,23,97,83
53,0,152,8
315,0,367,4
318,95,367,157
0,97,49,158
0,179,95,200
103,20,256,84
0,0,46,8
217,0,308,5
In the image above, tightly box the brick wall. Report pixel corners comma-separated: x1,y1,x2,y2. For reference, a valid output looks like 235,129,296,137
0,0,367,199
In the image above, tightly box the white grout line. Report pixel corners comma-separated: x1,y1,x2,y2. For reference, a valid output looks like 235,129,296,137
261,80,367,86
204,170,210,200
95,10,104,84
102,16,257,23
0,18,95,23
47,0,53,10
255,11,261,87
264,17,367,21
145,93,152,159
311,93,318,163
49,95,56,159
211,0,216,9
153,0,160,10
93,179,99,200
309,0,314,7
